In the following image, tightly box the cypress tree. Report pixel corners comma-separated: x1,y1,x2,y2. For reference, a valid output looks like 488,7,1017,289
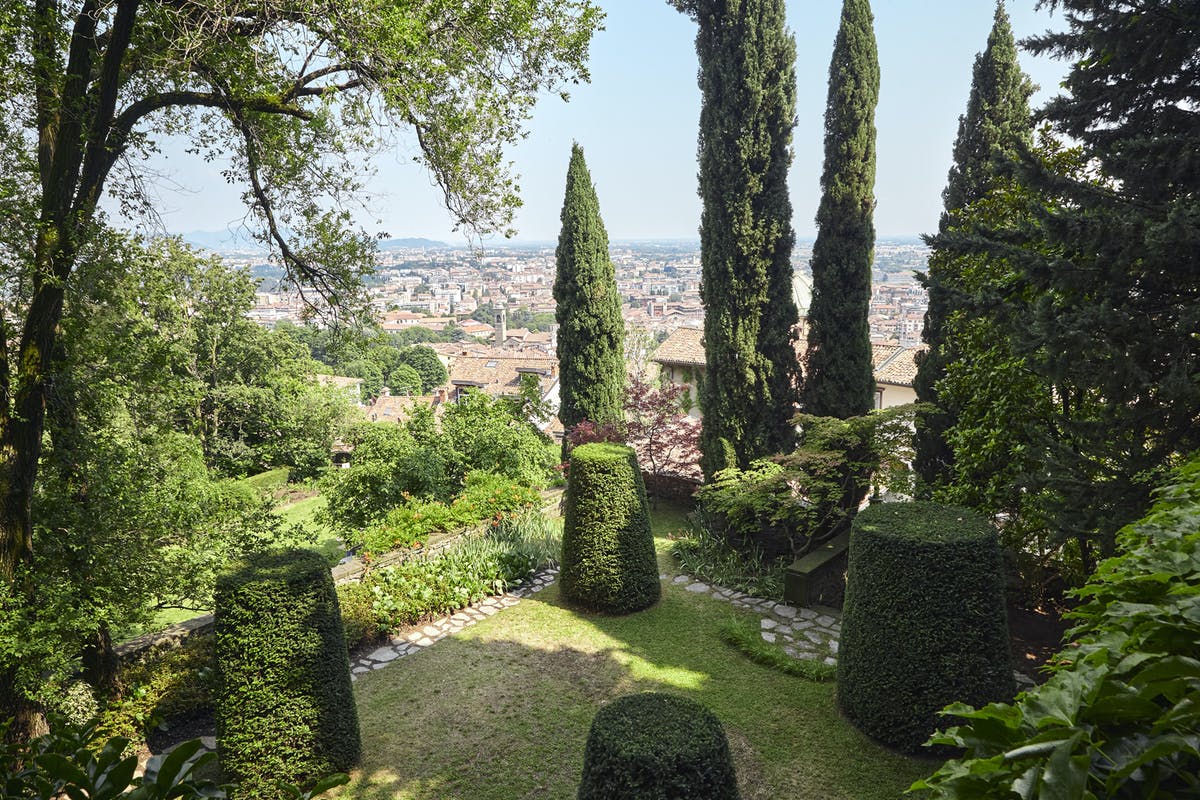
913,1,1032,492
802,0,879,420
554,143,625,449
672,0,801,478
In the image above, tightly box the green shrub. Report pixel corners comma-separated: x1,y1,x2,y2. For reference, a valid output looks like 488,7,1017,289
214,548,360,799
337,581,383,649
97,635,216,746
355,471,543,557
450,470,542,523
365,513,562,632
560,443,660,614
577,693,740,799
1,718,227,800
913,456,1200,798
0,717,349,800
837,501,1013,753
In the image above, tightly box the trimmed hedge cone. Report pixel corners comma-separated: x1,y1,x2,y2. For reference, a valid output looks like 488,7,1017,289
560,443,661,614
214,548,361,799
837,502,1015,753
578,693,740,799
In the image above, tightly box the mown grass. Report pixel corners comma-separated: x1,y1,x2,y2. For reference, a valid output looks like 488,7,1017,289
275,493,345,563
338,501,927,800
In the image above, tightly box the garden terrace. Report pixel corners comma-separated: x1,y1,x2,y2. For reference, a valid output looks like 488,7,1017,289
335,503,927,798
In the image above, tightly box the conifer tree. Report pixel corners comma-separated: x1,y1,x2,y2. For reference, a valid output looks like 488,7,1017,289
802,0,879,420
913,1,1032,492
554,144,625,448
672,0,801,478
940,0,1200,566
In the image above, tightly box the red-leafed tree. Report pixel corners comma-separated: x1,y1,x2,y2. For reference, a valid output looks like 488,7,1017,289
563,375,701,503
625,375,702,488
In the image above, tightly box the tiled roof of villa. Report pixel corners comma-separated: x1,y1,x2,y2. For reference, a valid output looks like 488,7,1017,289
651,327,705,367
873,344,926,387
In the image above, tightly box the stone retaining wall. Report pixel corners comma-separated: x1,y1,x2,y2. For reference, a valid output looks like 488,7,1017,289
642,472,701,501
116,489,566,664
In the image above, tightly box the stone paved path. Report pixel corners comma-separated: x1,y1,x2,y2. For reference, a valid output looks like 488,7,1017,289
349,567,841,678
667,573,842,665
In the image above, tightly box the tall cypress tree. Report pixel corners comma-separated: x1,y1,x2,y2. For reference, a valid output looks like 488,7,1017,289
554,143,625,447
672,0,801,478
802,0,879,420
913,1,1032,492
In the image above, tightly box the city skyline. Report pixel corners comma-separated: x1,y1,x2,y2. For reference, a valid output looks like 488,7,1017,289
119,1,1071,246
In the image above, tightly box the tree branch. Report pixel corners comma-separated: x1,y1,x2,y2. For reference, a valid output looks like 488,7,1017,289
76,0,142,220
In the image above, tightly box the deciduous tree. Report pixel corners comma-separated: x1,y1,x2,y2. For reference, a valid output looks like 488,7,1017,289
0,0,600,738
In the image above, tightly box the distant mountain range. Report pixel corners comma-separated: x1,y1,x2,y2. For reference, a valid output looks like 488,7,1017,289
179,229,450,253
378,237,449,250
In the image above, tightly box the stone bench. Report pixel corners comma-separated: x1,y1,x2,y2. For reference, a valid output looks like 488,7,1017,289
783,530,851,609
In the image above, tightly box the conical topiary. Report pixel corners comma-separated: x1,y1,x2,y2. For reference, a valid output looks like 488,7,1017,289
560,443,660,614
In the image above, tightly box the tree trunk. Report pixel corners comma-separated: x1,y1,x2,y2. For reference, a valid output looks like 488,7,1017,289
81,622,122,700
0,237,72,740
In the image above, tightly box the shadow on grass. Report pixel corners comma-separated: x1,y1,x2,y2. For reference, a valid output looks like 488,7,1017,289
340,571,927,800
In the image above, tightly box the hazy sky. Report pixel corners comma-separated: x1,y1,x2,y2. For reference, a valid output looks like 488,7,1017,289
135,1,1072,245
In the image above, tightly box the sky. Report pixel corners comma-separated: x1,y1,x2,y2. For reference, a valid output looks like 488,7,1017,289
136,1,1073,245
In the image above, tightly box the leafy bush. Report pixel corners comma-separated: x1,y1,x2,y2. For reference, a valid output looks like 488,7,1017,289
838,501,1014,753
577,693,740,799
560,443,661,614
364,513,562,632
671,509,786,600
913,456,1200,798
355,471,542,556
697,409,915,557
0,717,348,800
451,470,543,523
337,582,384,650
96,635,217,746
321,423,454,529
214,549,360,800
441,389,558,487
0,718,226,800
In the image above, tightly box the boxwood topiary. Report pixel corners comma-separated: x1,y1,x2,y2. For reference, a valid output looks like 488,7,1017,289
578,693,740,799
214,548,360,799
560,443,661,614
837,501,1015,753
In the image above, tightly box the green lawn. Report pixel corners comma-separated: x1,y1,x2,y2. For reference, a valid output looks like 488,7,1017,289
339,502,929,799
275,493,346,564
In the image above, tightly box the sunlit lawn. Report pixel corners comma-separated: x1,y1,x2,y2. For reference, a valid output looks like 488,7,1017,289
338,502,929,800
275,493,346,564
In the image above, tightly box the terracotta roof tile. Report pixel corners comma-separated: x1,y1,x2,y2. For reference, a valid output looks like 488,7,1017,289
449,356,556,398
652,327,705,367
874,344,927,387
